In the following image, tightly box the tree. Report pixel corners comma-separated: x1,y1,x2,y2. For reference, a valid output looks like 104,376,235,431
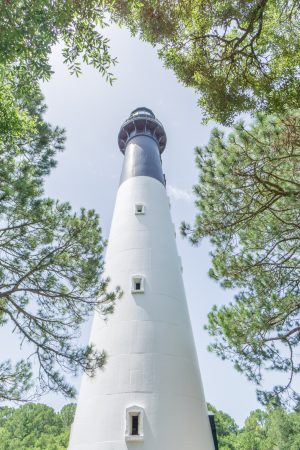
3,1,300,126
0,403,76,450
0,1,116,86
0,77,119,401
207,403,238,450
207,404,300,450
182,110,300,406
110,0,300,124
233,409,268,450
228,407,300,450
1,402,300,450
0,0,125,402
263,407,300,450
59,404,76,428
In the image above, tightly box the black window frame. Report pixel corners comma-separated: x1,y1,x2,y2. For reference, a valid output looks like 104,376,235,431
131,414,139,436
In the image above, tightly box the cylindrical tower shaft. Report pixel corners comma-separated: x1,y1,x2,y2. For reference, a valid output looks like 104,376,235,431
68,108,215,450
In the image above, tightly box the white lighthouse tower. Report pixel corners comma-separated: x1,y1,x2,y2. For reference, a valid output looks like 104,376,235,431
68,108,216,450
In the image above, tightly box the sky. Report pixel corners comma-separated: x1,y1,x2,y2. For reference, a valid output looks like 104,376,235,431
2,23,265,425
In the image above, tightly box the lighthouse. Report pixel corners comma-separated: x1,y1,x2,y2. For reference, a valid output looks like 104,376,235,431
68,108,215,450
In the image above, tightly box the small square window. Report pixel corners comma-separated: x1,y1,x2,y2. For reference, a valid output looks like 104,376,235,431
131,276,144,293
125,406,144,442
135,203,145,215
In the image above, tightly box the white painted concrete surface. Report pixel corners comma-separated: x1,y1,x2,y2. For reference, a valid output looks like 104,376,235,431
68,175,215,450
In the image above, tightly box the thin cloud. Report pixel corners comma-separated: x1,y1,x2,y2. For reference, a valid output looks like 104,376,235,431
167,184,194,202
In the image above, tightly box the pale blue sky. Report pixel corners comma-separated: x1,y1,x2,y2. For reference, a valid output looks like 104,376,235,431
2,24,271,425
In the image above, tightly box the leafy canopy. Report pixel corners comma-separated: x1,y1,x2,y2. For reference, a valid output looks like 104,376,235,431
0,71,120,402
227,407,300,450
209,404,300,450
3,1,299,124
1,402,300,450
110,0,300,124
207,403,238,450
0,403,76,450
0,0,116,85
0,0,124,402
183,110,300,406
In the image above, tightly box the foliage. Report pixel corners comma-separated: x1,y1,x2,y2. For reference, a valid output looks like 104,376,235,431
210,404,300,449
1,402,300,449
0,0,116,87
0,403,76,450
233,409,268,449
110,0,300,124
0,75,120,401
182,110,300,406
2,1,299,124
207,403,238,450
59,404,76,428
227,407,300,450
0,0,124,402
